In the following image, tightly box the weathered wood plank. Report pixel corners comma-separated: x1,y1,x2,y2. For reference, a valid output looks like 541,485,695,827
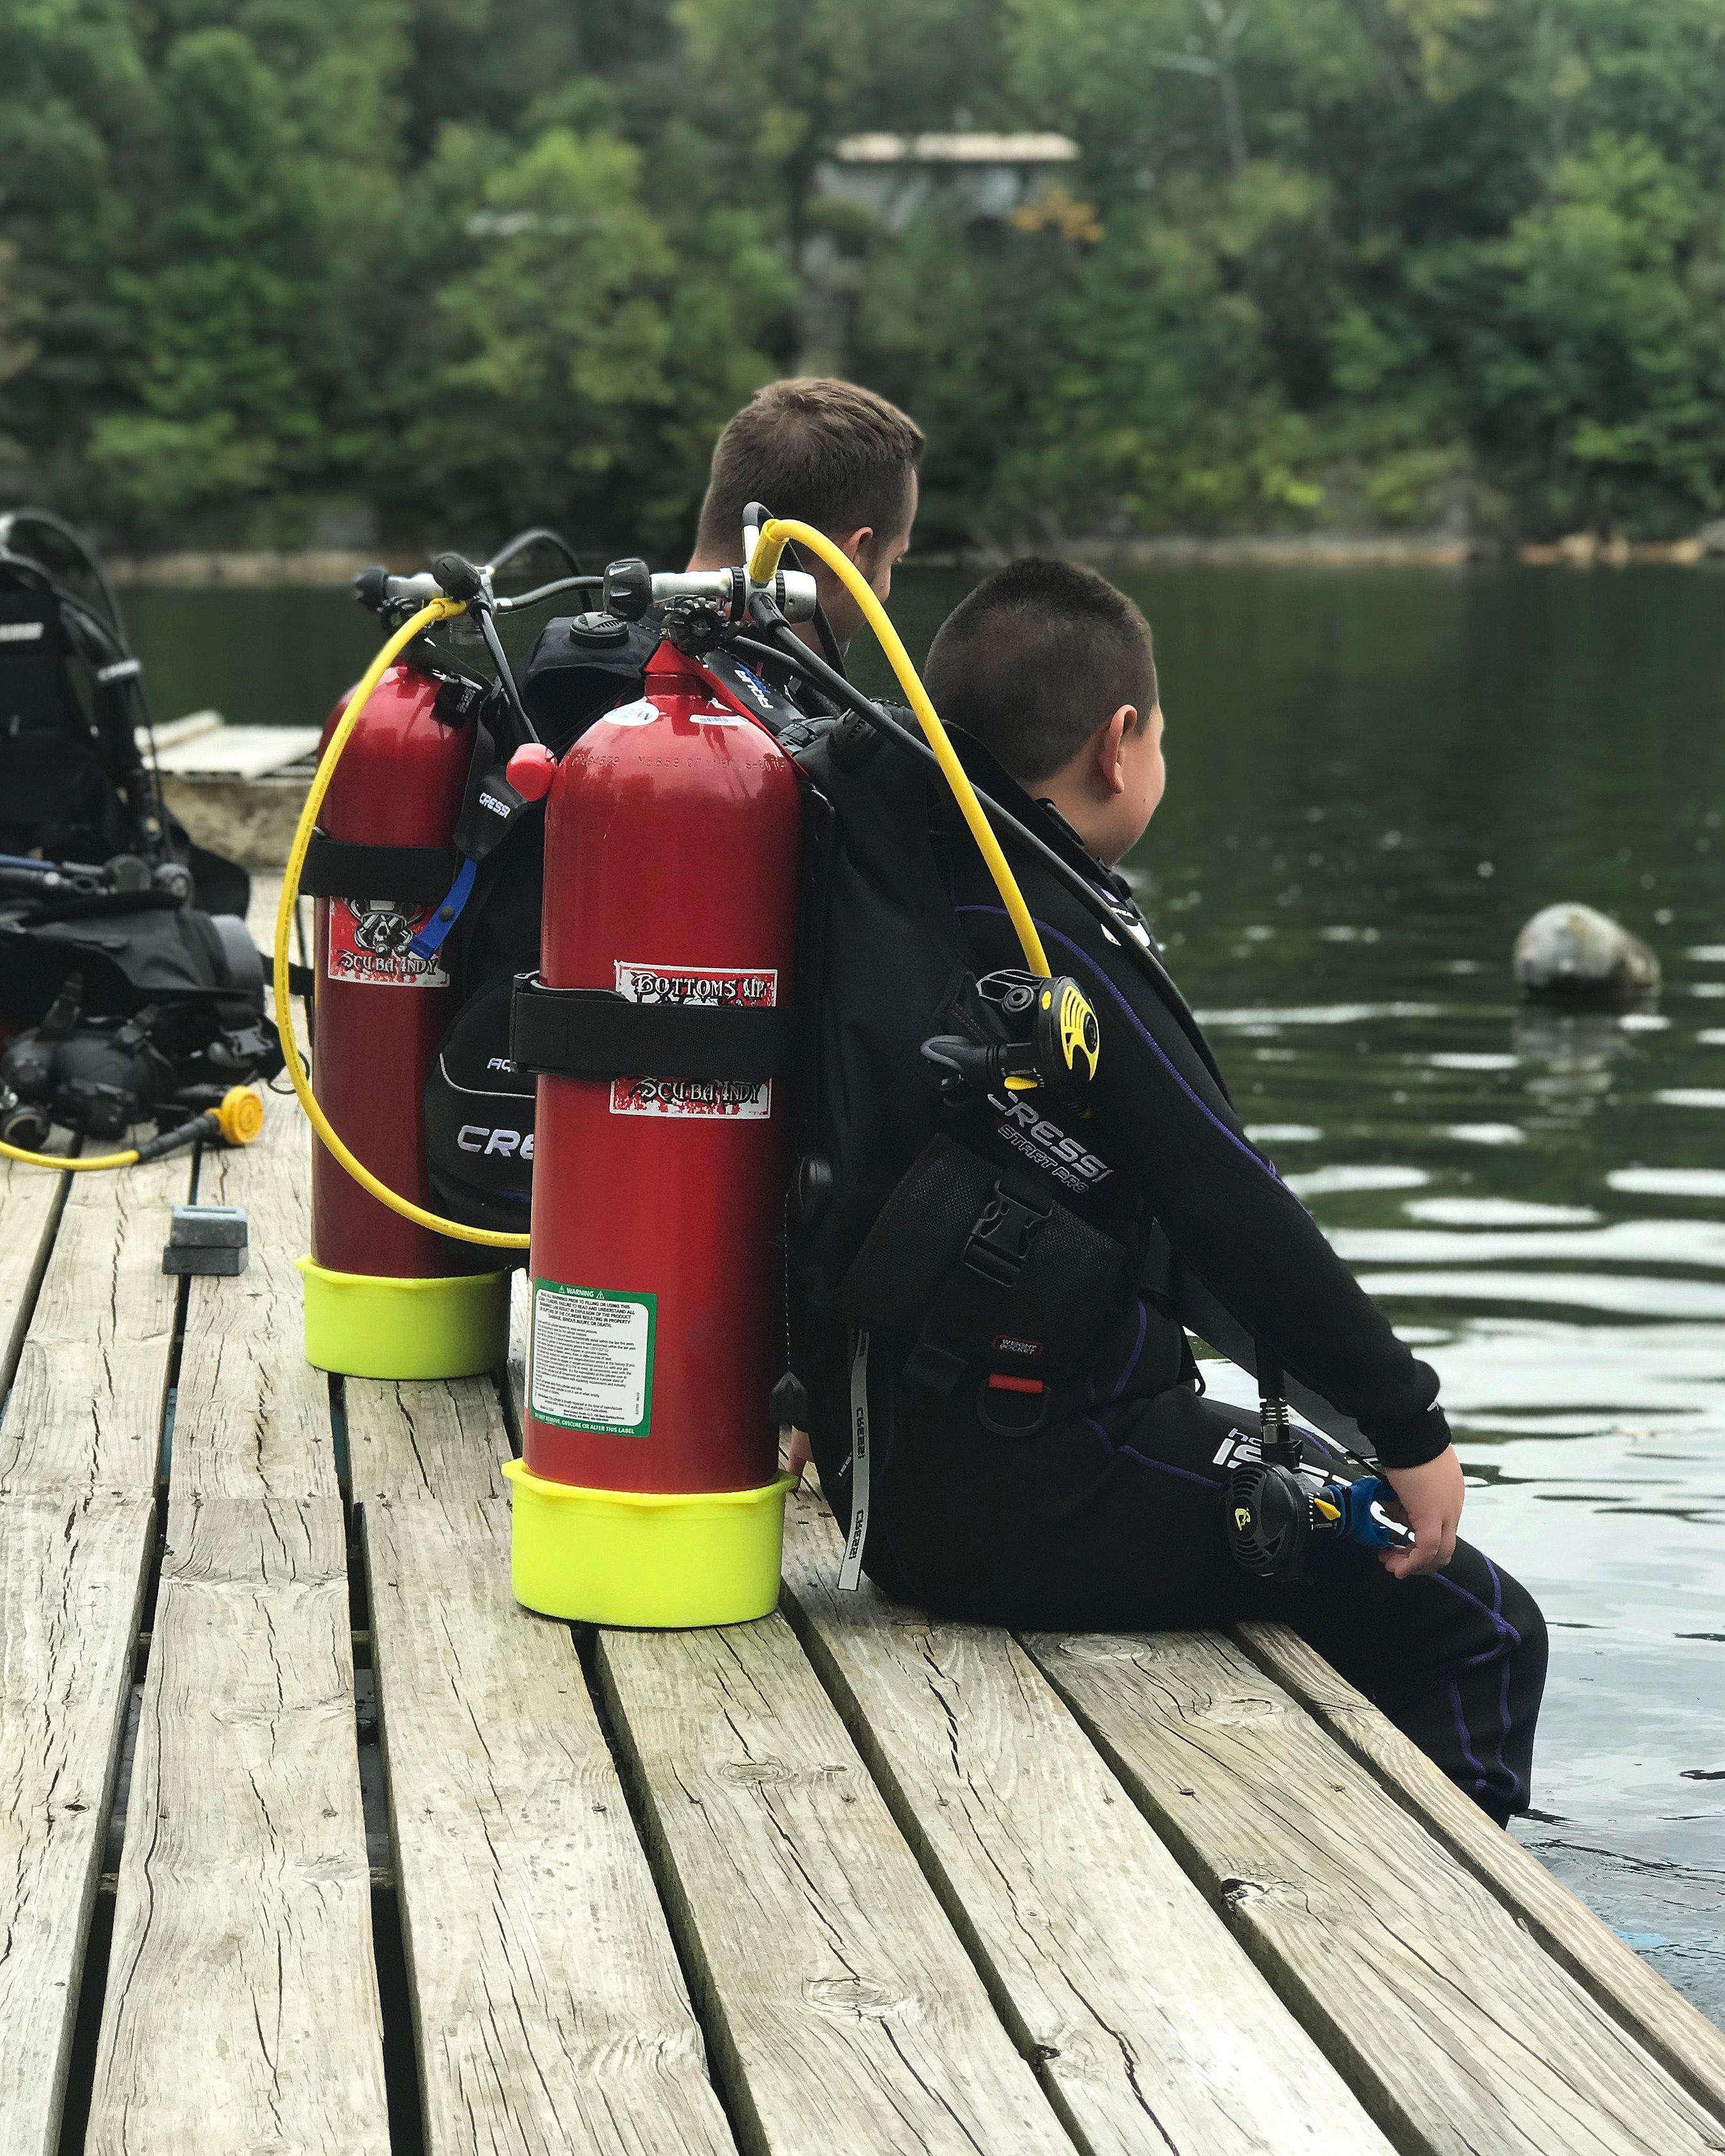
86,1493,389,2156
0,1491,155,2156
1237,1617,1725,2126
595,1613,1076,2156
0,1159,66,1400
167,1068,330,1502
86,930,391,2154
366,1484,737,2156
0,1153,189,1495
780,1487,1391,2155
0,1143,190,2155
1023,1624,1725,2156
346,1375,510,1506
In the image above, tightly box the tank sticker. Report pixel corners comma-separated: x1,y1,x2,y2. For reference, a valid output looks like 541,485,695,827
609,962,777,1120
325,897,449,989
529,1280,656,1436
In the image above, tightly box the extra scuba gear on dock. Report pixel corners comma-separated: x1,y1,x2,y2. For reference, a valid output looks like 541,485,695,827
0,850,277,1171
0,512,271,1178
0,509,247,915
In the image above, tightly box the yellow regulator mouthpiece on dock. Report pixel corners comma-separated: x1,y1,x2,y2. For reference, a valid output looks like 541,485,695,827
215,1084,265,1146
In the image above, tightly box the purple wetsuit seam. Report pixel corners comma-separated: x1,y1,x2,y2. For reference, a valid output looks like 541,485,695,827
1081,1413,1223,1490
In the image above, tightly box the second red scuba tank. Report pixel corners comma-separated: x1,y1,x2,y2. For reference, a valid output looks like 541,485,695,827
502,643,802,1624
300,661,511,1378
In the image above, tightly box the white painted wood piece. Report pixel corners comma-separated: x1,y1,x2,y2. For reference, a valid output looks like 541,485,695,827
151,721,321,778
780,1484,1391,2154
138,709,224,751
1024,1624,1725,2156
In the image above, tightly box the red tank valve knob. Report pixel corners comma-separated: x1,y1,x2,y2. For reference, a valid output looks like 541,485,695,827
506,743,558,801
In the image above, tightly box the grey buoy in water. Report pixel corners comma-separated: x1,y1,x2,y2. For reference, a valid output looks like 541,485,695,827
1513,902,1659,1006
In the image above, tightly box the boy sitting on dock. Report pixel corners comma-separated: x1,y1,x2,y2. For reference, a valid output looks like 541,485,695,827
793,560,1547,1824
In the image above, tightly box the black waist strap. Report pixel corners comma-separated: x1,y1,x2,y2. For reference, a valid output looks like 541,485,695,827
511,973,792,1081
300,833,457,905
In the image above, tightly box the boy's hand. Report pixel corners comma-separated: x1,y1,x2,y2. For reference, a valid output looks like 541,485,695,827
1379,1446,1464,1578
782,1426,812,1486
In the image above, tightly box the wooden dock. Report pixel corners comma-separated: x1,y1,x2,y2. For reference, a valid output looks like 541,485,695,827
4,875,1724,2156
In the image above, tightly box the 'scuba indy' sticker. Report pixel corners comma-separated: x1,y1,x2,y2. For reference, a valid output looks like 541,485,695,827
610,961,777,1120
325,898,449,989
529,1280,656,1436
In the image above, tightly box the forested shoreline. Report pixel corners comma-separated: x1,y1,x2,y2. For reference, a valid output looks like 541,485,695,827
6,1,1725,557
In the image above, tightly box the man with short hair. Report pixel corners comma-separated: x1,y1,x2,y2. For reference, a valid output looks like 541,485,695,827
686,377,924,649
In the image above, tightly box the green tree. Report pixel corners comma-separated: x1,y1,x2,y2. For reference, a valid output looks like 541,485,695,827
1425,133,1725,534
398,123,786,549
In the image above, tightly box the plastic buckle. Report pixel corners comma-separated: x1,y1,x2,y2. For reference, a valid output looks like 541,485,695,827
964,1182,1052,1286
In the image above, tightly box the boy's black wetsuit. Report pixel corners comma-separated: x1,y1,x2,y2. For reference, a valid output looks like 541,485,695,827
793,727,1547,1827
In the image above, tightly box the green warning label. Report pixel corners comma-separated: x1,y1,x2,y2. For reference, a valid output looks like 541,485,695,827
529,1280,656,1435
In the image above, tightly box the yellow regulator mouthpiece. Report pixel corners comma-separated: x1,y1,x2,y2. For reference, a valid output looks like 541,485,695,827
215,1086,265,1147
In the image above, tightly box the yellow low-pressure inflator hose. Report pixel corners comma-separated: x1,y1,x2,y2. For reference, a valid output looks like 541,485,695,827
748,517,1052,980
273,597,532,1251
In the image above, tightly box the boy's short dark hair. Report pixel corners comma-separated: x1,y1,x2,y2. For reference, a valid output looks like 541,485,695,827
694,378,925,560
924,558,1157,785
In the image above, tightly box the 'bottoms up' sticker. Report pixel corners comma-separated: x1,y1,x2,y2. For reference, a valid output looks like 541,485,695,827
325,898,448,989
610,960,775,1120
529,1280,656,1436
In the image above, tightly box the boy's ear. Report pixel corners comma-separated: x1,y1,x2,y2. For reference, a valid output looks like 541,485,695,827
1096,705,1138,796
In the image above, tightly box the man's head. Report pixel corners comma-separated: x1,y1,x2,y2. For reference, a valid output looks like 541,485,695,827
690,377,924,646
924,558,1165,866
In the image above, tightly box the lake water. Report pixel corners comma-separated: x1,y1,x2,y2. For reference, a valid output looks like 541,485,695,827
127,563,1725,2020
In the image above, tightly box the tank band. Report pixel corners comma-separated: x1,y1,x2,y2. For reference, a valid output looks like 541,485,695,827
509,973,793,1082
300,831,456,905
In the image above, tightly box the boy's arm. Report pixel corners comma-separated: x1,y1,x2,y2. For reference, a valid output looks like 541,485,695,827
1064,934,1451,1472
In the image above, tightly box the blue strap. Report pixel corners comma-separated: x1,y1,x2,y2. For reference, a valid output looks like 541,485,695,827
408,856,477,961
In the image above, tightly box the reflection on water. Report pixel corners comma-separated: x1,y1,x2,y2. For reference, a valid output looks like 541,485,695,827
128,562,1725,2021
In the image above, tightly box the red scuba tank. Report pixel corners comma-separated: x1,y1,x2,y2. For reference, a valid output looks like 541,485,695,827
300,663,509,1378
504,642,801,1625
